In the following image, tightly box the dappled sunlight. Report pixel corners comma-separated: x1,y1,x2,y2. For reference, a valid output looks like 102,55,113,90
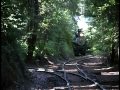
57,69,78,72
36,68,45,71
28,65,59,72
65,64,77,65
103,85,119,88
46,69,54,72
28,69,36,72
101,72,119,75
93,67,113,70
31,67,55,72
84,62,103,66
65,69,78,72
93,66,119,73
80,83,97,87
53,86,68,89
46,65,59,69
52,84,97,89
81,65,105,68
2,0,119,89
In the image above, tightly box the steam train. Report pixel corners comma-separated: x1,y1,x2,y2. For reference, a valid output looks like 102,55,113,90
72,29,87,56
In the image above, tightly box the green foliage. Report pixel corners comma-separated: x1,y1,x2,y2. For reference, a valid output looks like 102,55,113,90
1,41,26,88
33,0,79,59
84,0,119,65
1,0,81,88
1,0,28,88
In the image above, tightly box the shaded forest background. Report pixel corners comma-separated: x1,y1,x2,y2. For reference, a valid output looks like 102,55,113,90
1,0,119,89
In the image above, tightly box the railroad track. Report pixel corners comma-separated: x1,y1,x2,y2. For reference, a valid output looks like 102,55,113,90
54,56,106,90
17,55,118,90
55,55,119,90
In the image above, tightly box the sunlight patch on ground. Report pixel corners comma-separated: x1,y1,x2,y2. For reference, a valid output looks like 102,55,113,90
46,69,54,72
65,64,77,65
53,86,68,89
28,69,35,72
47,65,58,69
101,72,119,75
102,85,119,89
37,68,45,71
58,69,78,72
84,62,102,65
80,83,97,87
65,69,78,72
93,67,113,70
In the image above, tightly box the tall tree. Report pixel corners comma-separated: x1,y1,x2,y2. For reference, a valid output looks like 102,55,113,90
84,0,119,65
25,0,81,62
25,0,39,63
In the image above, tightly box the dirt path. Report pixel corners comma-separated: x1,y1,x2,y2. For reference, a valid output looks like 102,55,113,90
16,55,119,90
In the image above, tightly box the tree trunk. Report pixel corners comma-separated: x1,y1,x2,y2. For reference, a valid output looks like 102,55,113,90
110,47,115,66
25,0,39,64
26,33,37,63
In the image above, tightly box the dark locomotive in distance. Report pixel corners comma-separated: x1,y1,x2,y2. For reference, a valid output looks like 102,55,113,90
72,29,87,56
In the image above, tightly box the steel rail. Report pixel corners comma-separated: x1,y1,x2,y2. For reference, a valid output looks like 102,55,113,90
62,56,106,90
76,62,106,90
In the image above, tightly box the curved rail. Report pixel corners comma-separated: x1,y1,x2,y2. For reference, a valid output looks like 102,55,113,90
63,62,72,90
62,56,106,90
76,62,106,90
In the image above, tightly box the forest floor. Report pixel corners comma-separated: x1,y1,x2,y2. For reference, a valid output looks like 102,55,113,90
19,55,119,90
